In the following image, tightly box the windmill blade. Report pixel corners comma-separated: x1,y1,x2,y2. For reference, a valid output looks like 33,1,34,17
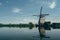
33,15,40,17
41,14,49,16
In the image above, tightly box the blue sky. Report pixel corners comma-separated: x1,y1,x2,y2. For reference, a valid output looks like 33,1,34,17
0,0,60,24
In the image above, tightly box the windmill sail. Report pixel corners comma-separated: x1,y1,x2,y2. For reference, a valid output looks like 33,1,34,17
38,6,43,26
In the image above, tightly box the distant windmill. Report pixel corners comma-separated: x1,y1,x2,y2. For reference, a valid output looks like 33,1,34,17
33,6,49,26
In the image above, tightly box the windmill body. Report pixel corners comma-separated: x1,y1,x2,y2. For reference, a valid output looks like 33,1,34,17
38,7,49,27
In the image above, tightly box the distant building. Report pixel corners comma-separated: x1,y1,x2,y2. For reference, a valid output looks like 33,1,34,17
51,23,60,29
44,21,51,30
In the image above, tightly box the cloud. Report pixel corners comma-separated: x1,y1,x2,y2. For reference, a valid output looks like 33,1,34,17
0,2,2,6
49,1,56,9
6,1,8,3
12,8,21,13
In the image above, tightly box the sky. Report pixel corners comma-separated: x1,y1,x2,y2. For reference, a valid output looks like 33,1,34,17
0,0,60,24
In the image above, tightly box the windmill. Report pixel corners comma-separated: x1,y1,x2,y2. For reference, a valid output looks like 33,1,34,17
33,6,49,27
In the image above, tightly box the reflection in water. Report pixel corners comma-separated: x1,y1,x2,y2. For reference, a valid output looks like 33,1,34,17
38,26,50,40
0,26,60,40
0,26,51,38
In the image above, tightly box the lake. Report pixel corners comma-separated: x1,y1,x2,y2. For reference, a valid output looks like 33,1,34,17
0,27,60,40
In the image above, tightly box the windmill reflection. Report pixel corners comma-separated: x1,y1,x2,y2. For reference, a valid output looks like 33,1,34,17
38,26,50,40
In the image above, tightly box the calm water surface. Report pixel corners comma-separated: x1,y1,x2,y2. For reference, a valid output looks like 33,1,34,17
0,27,60,40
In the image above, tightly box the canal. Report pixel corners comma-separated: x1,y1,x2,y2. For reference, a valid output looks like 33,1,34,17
0,27,60,40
